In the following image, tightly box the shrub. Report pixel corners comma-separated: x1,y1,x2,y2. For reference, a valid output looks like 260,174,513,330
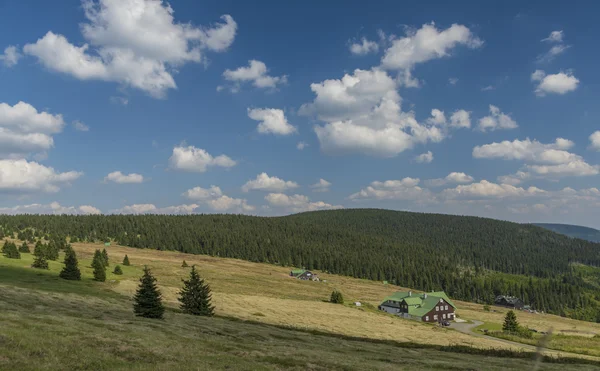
123,255,130,266
483,305,490,312
18,242,30,254
113,265,123,275
2,241,20,259
182,260,188,267
330,290,344,304
32,255,49,269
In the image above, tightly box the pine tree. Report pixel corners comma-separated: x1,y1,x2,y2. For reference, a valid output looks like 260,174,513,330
59,248,81,280
113,265,123,275
2,242,20,259
101,248,109,267
123,255,130,266
178,265,214,316
19,242,30,253
45,242,59,261
133,266,165,319
502,310,520,333
92,249,106,282
182,260,188,268
330,290,344,304
32,254,49,269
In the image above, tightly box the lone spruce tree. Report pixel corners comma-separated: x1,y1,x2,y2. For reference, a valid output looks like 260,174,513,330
92,249,106,282
178,265,214,316
330,290,344,304
113,265,123,275
181,260,188,268
59,248,81,280
503,310,520,333
122,255,130,266
19,242,30,253
133,266,164,319
101,248,109,267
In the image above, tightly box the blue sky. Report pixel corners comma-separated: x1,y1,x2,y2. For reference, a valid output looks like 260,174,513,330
0,0,599,227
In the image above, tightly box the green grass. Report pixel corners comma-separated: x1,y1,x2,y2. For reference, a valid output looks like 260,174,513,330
488,331,600,358
2,256,600,370
474,322,503,333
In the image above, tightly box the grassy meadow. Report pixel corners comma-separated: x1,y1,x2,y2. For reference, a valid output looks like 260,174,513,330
1,240,600,369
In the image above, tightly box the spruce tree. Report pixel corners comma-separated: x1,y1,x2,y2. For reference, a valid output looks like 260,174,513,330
113,265,123,275
178,265,214,316
182,260,188,267
32,254,49,269
2,242,20,259
101,248,109,267
92,249,106,282
133,266,165,319
503,310,520,333
123,255,130,266
19,242,30,253
330,290,344,304
59,248,81,280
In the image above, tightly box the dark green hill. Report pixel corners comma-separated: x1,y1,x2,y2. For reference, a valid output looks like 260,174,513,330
1,209,600,321
532,223,600,243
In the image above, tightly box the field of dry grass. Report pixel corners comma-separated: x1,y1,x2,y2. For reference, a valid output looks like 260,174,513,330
50,241,597,359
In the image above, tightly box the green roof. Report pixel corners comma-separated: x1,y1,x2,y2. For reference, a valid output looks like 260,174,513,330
291,269,306,275
380,291,457,317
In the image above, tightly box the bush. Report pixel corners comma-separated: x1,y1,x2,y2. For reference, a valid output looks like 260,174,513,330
113,265,123,275
2,241,20,259
330,290,344,304
182,260,188,267
32,255,49,269
18,242,30,254
483,305,490,312
123,255,130,266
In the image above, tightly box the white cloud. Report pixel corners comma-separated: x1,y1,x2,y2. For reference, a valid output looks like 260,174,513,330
242,172,298,192
537,44,570,63
310,178,331,192
526,161,599,177
426,172,474,187
300,68,450,157
169,145,236,173
247,108,296,135
182,185,254,212
0,101,65,159
0,46,21,67
349,38,379,55
531,70,579,96
110,96,129,106
24,0,236,98
481,85,495,91
442,180,546,199
296,141,308,150
477,105,517,132
427,109,446,125
542,30,564,43
0,159,82,193
0,202,101,215
111,203,200,215
448,77,458,85
349,178,434,203
449,109,471,129
104,171,144,184
415,151,433,163
590,131,600,151
72,120,90,132
381,22,482,72
264,193,342,213
221,60,287,92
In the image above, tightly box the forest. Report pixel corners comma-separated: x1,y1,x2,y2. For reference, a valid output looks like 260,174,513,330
1,209,599,322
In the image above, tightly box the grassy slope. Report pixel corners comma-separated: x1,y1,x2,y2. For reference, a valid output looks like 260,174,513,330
2,242,600,369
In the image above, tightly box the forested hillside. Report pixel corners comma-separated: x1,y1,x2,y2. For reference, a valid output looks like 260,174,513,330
1,209,600,321
533,223,600,243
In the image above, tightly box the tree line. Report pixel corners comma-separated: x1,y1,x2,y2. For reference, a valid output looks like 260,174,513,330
0,209,599,321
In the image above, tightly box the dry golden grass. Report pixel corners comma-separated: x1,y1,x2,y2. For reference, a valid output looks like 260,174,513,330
68,242,599,359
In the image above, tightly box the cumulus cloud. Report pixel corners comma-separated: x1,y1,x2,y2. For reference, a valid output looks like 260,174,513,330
296,141,308,150
169,145,236,173
415,151,433,163
0,101,65,159
111,203,200,215
542,30,564,43
426,172,474,187
242,172,298,192
0,159,82,193
300,68,457,157
264,193,342,213
0,46,21,67
72,120,90,132
221,60,287,92
477,105,517,132
449,110,471,129
24,0,236,98
247,108,296,135
182,185,254,212
310,178,331,192
104,171,144,184
0,202,101,215
531,70,579,96
441,180,546,199
475,138,599,180
590,131,600,151
448,77,458,85
349,178,434,203
349,37,379,55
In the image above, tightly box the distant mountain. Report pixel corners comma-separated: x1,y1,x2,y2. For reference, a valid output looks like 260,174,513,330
532,223,600,243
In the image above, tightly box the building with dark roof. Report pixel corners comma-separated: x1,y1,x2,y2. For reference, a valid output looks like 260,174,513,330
378,291,457,323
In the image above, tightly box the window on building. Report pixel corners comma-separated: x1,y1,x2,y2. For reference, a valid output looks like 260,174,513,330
433,315,438,320
425,316,429,321
445,305,448,310
436,306,439,311
443,314,446,319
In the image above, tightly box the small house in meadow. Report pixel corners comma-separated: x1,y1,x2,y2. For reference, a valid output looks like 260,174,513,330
494,295,524,310
378,291,457,323
290,269,317,281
